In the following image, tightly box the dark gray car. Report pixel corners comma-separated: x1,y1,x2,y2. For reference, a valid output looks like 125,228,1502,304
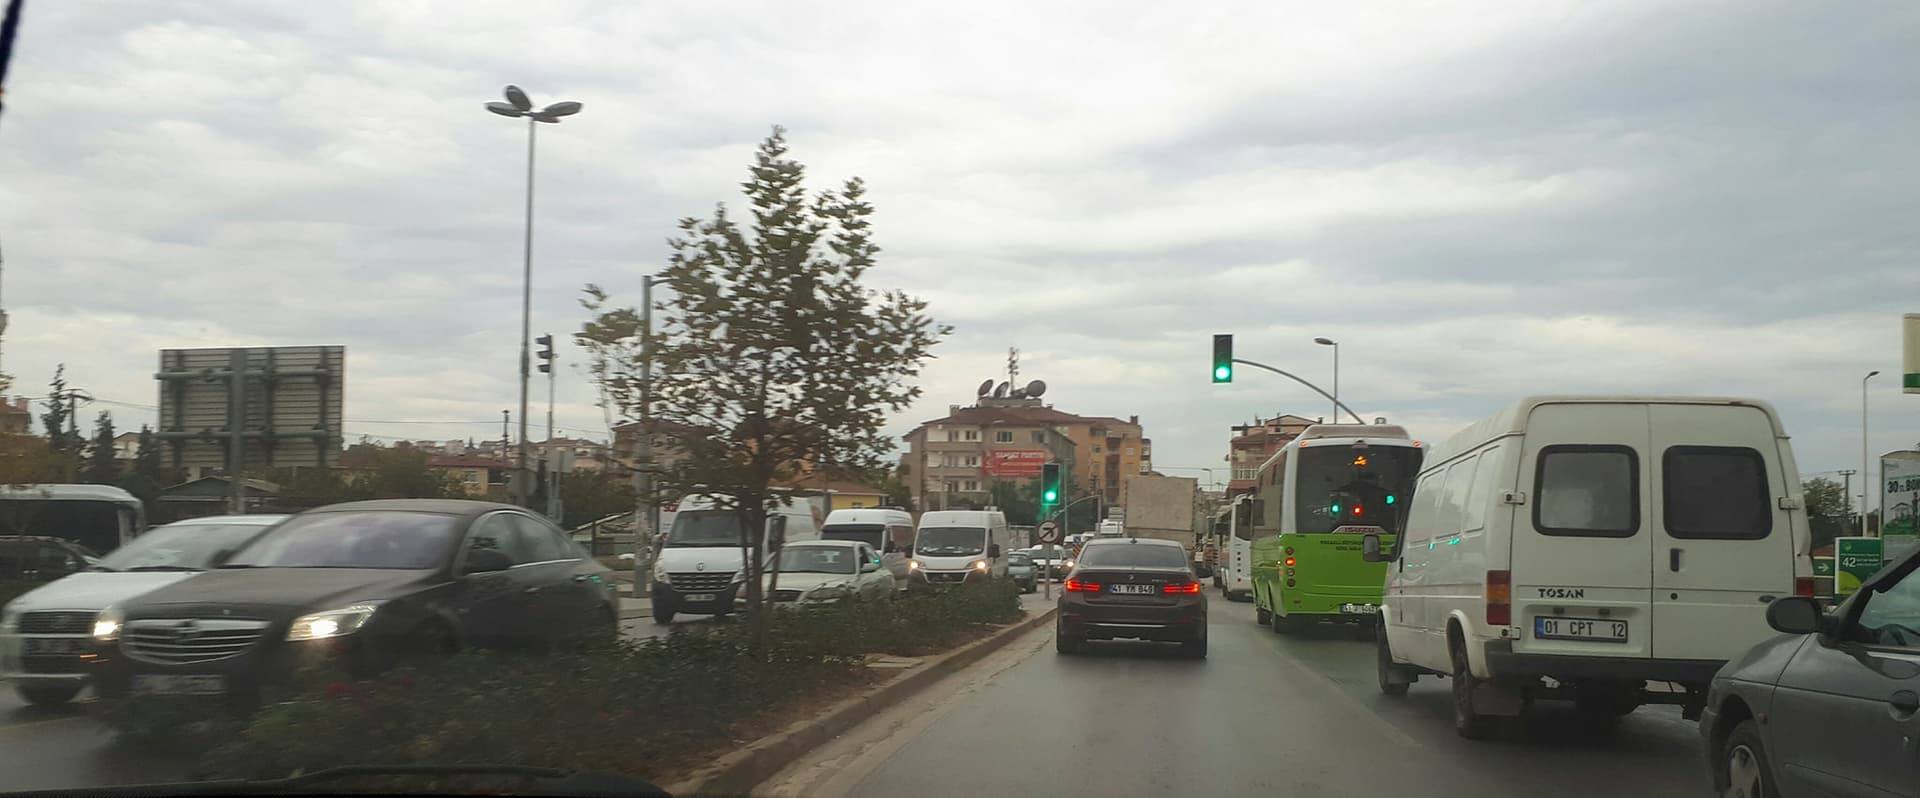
1702,545,1920,798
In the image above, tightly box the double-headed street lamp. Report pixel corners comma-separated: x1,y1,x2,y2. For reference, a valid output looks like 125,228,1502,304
484,85,582,507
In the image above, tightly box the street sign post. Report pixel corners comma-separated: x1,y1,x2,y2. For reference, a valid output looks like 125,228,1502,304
1038,521,1059,599
1836,536,1885,597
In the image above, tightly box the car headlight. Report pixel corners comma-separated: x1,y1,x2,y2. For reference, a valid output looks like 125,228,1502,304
1064,559,1075,569
907,560,921,571
971,560,989,572
286,602,383,642
92,605,124,642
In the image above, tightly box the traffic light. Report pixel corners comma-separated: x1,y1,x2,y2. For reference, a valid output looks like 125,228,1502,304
1211,334,1233,383
1041,462,1062,506
536,334,555,374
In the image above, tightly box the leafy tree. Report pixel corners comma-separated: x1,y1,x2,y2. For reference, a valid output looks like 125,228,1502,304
40,365,75,452
0,434,72,485
119,426,168,516
578,127,947,625
82,411,118,484
559,470,636,528
1804,477,1850,550
989,479,1040,526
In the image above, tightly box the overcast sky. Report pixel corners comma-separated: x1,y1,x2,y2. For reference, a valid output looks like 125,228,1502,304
1,0,1916,504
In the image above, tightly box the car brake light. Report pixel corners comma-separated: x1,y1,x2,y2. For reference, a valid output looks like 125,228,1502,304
1794,577,1815,598
1064,578,1101,593
1486,570,1512,626
1162,581,1201,594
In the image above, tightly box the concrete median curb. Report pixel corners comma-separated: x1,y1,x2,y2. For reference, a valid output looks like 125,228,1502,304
661,606,1058,797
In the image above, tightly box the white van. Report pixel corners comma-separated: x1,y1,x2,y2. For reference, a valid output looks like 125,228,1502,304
649,494,822,623
821,508,914,591
910,510,1012,587
1369,396,1813,738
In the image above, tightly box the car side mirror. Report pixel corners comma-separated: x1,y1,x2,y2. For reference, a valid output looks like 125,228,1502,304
1766,596,1823,635
862,561,879,573
1360,533,1385,563
988,543,1001,559
462,548,514,575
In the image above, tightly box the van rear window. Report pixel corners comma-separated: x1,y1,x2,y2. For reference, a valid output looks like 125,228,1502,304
1663,446,1772,540
1534,445,1639,538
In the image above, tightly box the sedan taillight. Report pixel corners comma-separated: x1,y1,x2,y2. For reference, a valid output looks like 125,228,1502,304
1064,578,1102,593
1162,581,1201,594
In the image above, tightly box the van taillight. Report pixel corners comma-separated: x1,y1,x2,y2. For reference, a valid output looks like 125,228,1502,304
1486,570,1512,626
1794,577,1815,598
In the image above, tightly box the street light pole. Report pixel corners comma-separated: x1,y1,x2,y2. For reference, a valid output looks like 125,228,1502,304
636,276,666,554
1865,370,1881,536
485,85,583,507
1314,337,1339,422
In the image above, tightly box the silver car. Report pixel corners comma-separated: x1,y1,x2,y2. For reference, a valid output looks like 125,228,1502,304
0,514,285,705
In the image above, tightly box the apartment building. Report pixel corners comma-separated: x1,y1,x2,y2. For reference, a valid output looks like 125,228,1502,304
1226,413,1320,497
900,396,1150,512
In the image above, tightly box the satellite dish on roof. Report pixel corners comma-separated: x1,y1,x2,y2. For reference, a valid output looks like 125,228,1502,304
992,382,1010,398
977,379,995,397
1010,386,1027,399
1026,380,1047,398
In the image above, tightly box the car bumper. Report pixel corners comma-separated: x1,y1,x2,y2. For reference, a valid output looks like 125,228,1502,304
90,636,362,704
1483,641,1724,686
652,582,742,615
0,633,98,687
1059,601,1205,642
911,569,987,588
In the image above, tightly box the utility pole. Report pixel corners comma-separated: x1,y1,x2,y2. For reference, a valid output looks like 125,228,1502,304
634,275,668,563
500,410,509,456
537,334,559,521
1839,469,1858,531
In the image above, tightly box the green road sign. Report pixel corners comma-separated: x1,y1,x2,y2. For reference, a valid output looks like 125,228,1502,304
1812,556,1835,577
1836,537,1884,597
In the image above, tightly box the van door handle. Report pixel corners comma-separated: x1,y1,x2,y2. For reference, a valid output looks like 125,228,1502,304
1890,690,1919,716
1670,548,1682,572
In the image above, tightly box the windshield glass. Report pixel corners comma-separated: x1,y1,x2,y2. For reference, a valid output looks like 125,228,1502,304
773,546,856,575
667,511,744,547
821,524,884,549
226,512,459,569
914,527,985,557
1294,446,1423,535
1078,544,1189,569
97,522,275,571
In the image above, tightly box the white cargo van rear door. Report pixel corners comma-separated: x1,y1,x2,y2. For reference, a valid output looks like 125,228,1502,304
1510,403,1654,659
1648,403,1796,662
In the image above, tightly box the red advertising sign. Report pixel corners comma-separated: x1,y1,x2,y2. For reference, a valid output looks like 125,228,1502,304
984,449,1048,478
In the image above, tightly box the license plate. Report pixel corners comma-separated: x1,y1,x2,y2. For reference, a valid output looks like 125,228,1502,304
132,674,226,695
1340,603,1379,615
683,593,716,602
23,637,87,655
1109,584,1156,595
1534,616,1628,643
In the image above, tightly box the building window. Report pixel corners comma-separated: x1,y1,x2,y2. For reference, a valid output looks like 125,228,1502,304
965,455,979,467
963,430,979,441
1125,447,1135,457
995,431,1013,443
1139,463,1149,474
963,480,979,492
1233,467,1257,481
946,481,960,493
1093,446,1102,454
1031,431,1045,443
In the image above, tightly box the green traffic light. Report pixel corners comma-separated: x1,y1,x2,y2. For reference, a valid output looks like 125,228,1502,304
1213,365,1232,382
1043,489,1059,503
1330,503,1342,514
1385,495,1396,505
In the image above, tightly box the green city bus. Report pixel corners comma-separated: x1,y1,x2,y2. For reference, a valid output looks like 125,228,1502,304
1249,424,1424,633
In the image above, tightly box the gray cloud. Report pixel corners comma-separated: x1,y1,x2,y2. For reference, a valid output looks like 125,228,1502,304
0,0,1915,498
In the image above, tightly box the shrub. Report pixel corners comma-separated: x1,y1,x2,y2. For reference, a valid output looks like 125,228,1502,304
184,578,1024,782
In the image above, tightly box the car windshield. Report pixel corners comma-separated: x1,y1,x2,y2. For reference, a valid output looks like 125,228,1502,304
772,546,856,575
666,511,743,547
914,527,985,557
1077,544,1189,569
820,524,884,549
96,522,276,571
224,512,459,569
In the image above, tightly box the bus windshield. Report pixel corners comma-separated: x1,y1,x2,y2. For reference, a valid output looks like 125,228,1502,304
1294,446,1422,535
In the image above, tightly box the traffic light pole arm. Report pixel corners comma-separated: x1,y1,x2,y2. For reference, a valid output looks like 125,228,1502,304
1232,358,1367,425
1046,494,1101,521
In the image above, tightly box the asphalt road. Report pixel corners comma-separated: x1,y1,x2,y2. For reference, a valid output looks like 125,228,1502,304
0,688,190,792
766,588,1713,798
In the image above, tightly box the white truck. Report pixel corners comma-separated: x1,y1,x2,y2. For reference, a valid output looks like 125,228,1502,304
1120,474,1200,549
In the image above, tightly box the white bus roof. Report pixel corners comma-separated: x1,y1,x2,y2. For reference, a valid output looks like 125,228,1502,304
0,484,142,508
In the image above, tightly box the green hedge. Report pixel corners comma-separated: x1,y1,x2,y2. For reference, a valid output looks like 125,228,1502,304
163,579,1022,782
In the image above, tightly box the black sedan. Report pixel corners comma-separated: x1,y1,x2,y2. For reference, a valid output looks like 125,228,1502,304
89,500,618,705
1702,543,1920,798
1056,537,1206,658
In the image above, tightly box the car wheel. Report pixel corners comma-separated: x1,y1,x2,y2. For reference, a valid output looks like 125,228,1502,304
1055,626,1083,656
1722,719,1778,798
1377,626,1410,697
1450,642,1495,740
17,685,80,705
